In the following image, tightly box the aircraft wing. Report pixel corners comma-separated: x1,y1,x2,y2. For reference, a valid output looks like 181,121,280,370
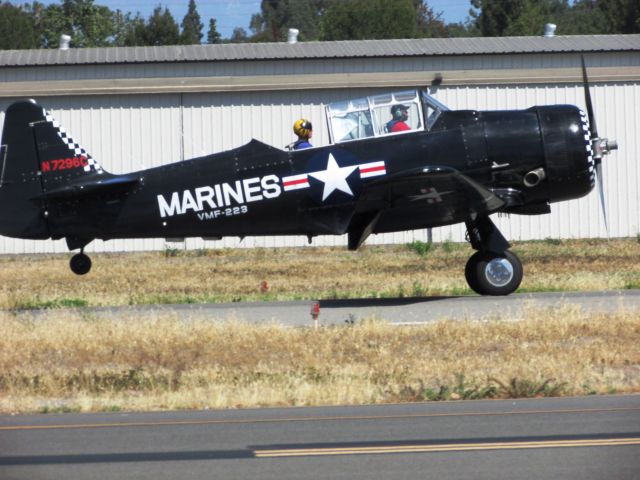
348,166,505,249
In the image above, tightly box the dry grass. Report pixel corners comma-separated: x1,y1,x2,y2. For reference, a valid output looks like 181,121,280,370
0,307,638,413
0,238,638,309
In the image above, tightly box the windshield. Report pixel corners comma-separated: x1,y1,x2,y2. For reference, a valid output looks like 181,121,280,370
421,90,449,130
325,89,448,144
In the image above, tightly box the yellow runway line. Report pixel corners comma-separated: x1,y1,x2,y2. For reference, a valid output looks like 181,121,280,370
1,407,639,431
255,437,640,458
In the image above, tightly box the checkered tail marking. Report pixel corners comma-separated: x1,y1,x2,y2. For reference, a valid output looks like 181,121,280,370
42,109,104,174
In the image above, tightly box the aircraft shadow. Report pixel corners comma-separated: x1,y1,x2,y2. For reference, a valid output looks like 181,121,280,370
318,295,461,309
0,449,254,465
252,432,640,452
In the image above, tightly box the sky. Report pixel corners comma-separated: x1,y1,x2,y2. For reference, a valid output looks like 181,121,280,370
33,0,473,39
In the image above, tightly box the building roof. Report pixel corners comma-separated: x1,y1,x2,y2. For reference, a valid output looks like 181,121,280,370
0,35,638,67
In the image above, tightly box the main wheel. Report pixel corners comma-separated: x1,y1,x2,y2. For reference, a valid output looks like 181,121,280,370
465,250,523,296
70,253,92,275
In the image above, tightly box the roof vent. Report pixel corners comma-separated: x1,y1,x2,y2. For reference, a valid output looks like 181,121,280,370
543,23,556,37
287,28,299,44
59,34,71,50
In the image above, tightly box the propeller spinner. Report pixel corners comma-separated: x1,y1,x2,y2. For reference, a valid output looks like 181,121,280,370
581,56,618,233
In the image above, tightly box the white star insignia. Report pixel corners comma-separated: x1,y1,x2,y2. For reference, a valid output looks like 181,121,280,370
309,154,358,201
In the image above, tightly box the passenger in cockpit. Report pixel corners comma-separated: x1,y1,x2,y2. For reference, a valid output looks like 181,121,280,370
292,118,313,149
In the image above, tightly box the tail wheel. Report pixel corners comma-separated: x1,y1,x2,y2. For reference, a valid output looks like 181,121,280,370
70,253,92,275
465,250,523,296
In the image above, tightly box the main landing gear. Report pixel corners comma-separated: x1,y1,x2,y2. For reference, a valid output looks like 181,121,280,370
70,249,92,275
464,216,523,296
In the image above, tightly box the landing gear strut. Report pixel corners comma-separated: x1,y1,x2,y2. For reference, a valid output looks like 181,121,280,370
464,216,522,296
70,250,92,275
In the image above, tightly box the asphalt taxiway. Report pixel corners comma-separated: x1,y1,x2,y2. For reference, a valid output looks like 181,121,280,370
14,289,640,326
1,395,639,479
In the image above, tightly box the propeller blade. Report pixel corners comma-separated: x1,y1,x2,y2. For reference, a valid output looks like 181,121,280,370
581,55,599,140
595,161,608,235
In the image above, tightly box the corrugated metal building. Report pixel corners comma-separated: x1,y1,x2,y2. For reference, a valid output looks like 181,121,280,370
0,35,638,254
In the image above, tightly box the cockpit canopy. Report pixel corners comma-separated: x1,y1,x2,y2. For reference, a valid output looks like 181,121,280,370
325,89,449,144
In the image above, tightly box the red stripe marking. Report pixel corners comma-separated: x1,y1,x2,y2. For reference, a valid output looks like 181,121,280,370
284,178,309,187
360,165,386,174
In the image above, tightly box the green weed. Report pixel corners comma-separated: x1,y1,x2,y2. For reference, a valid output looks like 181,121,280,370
406,240,433,257
489,377,567,398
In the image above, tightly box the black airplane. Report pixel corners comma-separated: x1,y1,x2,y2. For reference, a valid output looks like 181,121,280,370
0,60,617,295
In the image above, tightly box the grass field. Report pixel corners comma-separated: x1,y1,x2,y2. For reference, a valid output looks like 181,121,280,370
1,308,638,414
0,238,638,309
0,237,638,414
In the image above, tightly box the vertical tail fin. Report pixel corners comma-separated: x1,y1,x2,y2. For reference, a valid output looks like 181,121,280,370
0,100,109,239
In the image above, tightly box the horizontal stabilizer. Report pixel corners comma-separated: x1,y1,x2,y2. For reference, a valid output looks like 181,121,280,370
33,174,139,201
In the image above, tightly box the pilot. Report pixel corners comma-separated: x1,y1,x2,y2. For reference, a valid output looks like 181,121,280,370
386,105,411,133
292,118,313,150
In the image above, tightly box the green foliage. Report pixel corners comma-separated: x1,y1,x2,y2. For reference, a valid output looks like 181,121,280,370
180,0,203,45
578,0,639,34
396,375,567,402
469,0,638,36
40,404,81,414
406,240,433,257
321,0,417,40
489,377,568,398
101,405,123,412
163,247,181,258
250,0,320,42
441,239,456,253
146,6,180,46
207,18,221,44
397,375,498,402
12,297,88,310
34,0,119,48
414,0,449,37
0,3,39,49
470,0,528,36
230,27,249,43
119,13,147,46
0,0,636,50
411,280,426,296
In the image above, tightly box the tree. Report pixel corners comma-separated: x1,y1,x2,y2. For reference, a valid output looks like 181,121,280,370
250,0,320,42
229,27,248,43
119,12,148,46
470,0,529,36
29,0,118,48
413,1,448,37
502,0,571,36
207,18,221,44
180,0,203,44
146,6,179,46
589,0,639,34
62,0,117,47
320,0,417,40
34,1,72,48
0,2,39,49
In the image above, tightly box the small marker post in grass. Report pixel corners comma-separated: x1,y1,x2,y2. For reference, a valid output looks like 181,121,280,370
310,301,320,329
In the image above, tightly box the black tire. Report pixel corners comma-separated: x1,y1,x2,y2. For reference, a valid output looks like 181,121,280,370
464,251,482,294
70,253,92,275
465,250,523,296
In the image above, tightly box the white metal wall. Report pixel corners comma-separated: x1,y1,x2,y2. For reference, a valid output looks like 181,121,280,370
0,76,637,254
